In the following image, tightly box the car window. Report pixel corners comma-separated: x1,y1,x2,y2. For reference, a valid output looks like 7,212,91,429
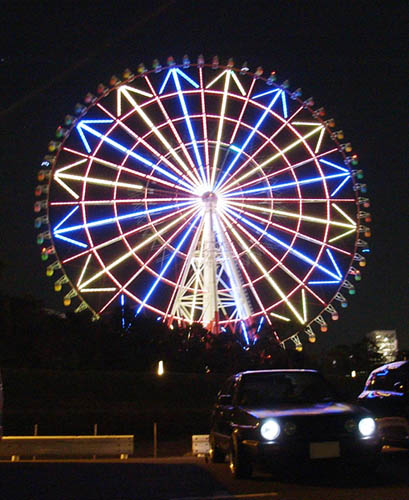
237,372,336,405
368,368,408,392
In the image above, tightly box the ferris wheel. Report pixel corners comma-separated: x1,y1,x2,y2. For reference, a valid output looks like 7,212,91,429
35,55,371,348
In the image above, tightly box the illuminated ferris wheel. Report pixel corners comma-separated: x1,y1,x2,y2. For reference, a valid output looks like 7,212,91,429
35,55,371,348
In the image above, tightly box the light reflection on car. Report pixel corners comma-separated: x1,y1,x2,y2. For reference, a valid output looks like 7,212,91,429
358,360,409,448
210,369,381,478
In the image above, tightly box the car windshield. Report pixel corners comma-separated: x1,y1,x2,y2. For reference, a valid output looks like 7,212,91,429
238,372,337,406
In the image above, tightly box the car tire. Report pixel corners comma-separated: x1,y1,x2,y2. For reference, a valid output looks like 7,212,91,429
209,435,226,463
229,436,252,479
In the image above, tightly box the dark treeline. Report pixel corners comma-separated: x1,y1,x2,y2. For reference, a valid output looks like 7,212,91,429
0,294,383,375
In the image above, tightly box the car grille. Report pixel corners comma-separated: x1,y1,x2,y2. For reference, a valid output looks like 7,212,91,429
382,425,409,441
293,415,349,440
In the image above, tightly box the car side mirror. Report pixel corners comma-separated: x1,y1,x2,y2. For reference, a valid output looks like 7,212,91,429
218,394,232,405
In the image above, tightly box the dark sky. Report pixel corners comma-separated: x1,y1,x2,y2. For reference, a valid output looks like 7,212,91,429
1,1,407,351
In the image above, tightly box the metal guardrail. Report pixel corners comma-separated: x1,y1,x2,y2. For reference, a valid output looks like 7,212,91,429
0,435,134,460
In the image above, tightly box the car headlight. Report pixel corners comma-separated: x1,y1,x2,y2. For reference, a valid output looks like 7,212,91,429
358,417,376,437
260,419,280,440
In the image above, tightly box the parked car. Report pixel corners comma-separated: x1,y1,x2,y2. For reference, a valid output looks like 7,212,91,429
358,360,409,448
210,369,381,478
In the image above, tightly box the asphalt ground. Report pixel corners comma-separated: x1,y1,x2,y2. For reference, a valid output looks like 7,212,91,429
0,447,408,500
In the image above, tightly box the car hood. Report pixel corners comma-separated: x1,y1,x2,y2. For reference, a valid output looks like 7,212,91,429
244,402,364,419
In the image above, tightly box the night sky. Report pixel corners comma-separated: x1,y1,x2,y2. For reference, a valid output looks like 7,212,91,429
1,1,407,351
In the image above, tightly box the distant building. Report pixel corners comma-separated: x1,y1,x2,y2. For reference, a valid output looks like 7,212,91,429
367,330,398,363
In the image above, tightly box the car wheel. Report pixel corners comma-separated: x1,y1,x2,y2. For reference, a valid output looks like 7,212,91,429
229,436,252,479
209,435,226,463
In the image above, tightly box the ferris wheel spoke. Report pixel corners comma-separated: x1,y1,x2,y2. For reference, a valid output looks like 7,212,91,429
221,146,340,196
229,78,256,144
61,147,195,196
159,68,206,184
227,199,356,231
218,103,306,194
225,206,342,282
61,204,196,268
145,74,204,186
136,212,202,314
54,200,196,237
74,121,195,191
215,89,282,191
77,206,200,291
219,212,305,324
116,86,201,188
98,208,201,316
224,171,349,199
96,102,199,189
222,210,326,306
198,67,211,185
226,201,353,257
208,70,232,186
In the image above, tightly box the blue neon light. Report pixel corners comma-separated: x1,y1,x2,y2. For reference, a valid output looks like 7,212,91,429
330,175,351,197
120,294,125,307
319,159,349,173
326,249,342,278
215,90,282,190
54,206,80,231
158,67,199,95
257,316,265,333
76,121,193,190
225,206,341,281
253,88,281,99
241,321,250,345
55,200,195,234
281,91,288,118
225,172,350,198
54,233,88,248
136,213,201,314
308,280,341,285
76,120,114,153
171,69,206,182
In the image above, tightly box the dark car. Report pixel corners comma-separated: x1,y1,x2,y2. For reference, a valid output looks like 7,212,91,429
358,360,409,448
210,369,381,478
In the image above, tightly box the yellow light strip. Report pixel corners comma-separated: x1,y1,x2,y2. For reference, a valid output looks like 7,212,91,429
81,288,117,293
258,125,324,169
206,69,229,89
301,289,307,323
270,312,291,322
56,158,87,173
328,228,356,243
77,254,92,288
120,88,198,186
230,71,246,96
56,173,143,191
332,203,357,226
117,85,152,116
315,127,326,153
97,101,199,187
212,70,231,185
54,176,79,199
228,201,356,229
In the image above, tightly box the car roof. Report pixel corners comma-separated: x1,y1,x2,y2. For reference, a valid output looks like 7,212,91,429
238,369,319,376
370,360,409,374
